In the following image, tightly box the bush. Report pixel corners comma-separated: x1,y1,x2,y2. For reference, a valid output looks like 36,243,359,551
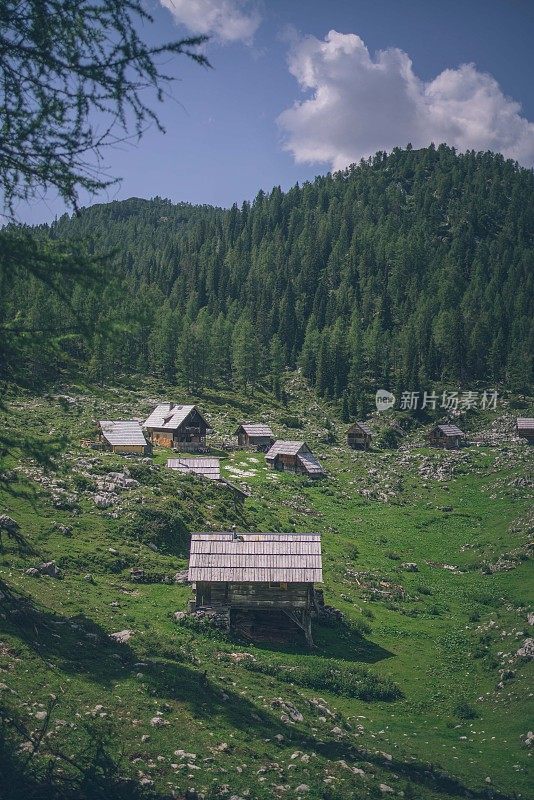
279,414,303,429
454,700,478,720
242,657,402,701
121,501,189,554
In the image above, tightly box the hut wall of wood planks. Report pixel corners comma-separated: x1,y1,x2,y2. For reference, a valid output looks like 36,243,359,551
235,423,275,451
144,404,210,450
188,532,323,646
347,421,372,450
516,418,534,443
265,441,325,478
428,424,465,449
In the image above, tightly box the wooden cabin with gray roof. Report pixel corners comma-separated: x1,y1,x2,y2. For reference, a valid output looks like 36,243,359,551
428,423,465,449
235,422,274,451
516,418,534,443
265,440,325,478
144,403,210,451
188,532,322,646
347,421,373,450
99,420,151,455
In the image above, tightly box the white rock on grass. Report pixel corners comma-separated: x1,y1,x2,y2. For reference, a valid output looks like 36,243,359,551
110,629,134,644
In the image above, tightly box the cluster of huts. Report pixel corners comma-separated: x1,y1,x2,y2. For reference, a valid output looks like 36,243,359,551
98,403,534,462
94,406,534,646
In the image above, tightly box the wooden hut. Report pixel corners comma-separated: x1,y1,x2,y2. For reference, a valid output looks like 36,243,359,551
144,403,210,451
188,532,323,646
265,440,325,478
516,418,534,443
347,421,373,450
428,423,465,449
99,420,150,455
235,423,274,451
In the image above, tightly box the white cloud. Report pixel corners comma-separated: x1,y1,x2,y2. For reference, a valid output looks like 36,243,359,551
278,30,534,169
159,0,261,45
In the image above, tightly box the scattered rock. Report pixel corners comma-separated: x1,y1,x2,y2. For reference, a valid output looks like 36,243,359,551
379,784,394,794
110,629,133,644
174,570,189,583
271,698,303,723
516,638,534,659
93,493,117,509
25,568,40,577
295,785,310,794
150,715,169,727
173,611,187,622
37,561,61,578
521,731,534,747
0,515,20,534
401,562,418,572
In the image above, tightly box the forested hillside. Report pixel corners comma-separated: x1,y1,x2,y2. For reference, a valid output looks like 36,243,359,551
2,146,533,407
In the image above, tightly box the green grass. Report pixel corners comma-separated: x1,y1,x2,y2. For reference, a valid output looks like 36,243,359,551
0,376,533,799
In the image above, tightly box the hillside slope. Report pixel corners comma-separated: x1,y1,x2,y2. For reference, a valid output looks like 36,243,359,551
1,376,533,799
2,146,533,406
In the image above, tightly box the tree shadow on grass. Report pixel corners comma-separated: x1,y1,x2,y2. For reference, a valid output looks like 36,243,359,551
0,580,516,800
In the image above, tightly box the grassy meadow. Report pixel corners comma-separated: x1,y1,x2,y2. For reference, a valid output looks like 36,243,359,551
0,375,532,799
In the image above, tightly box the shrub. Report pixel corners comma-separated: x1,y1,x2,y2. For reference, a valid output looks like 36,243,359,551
242,657,402,701
416,584,432,596
454,700,478,720
121,501,189,554
279,414,303,429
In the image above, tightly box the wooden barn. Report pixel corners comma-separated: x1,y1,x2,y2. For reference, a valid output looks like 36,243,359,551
347,421,373,450
265,440,325,478
99,421,150,455
144,403,210,451
188,532,323,646
235,423,274,451
516,418,534,443
428,423,465,449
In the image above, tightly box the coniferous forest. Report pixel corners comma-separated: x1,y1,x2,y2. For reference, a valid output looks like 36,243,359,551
2,145,533,406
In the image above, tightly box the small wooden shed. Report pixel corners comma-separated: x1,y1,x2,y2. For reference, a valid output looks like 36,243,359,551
428,423,465,449
99,421,150,455
144,403,210,450
188,532,323,646
235,423,274,451
265,440,325,478
516,418,534,443
347,421,373,450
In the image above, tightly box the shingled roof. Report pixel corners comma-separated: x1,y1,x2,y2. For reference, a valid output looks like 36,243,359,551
435,424,464,437
265,440,306,458
188,532,323,583
167,458,220,480
517,418,534,432
144,403,209,431
99,420,147,447
348,421,373,436
236,423,274,438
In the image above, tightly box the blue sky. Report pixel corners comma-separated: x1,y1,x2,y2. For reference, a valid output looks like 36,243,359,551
18,0,534,224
